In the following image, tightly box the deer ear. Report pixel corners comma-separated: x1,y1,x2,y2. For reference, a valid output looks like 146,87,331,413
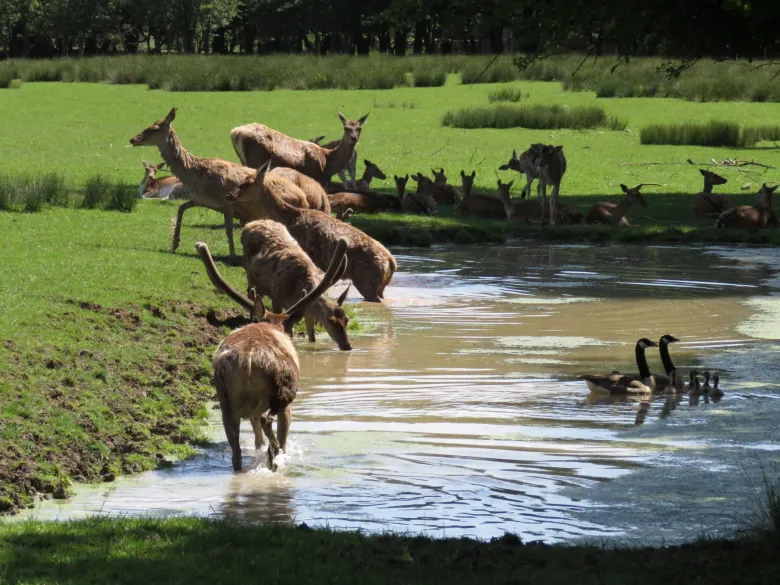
498,164,509,170
141,160,150,167
404,174,409,180
364,159,371,167
508,180,514,188
512,149,517,158
471,170,476,179
699,169,708,177
337,111,347,124
164,107,177,123
337,284,351,306
771,185,779,193
620,184,629,193
157,162,167,170
460,170,465,177
358,112,370,124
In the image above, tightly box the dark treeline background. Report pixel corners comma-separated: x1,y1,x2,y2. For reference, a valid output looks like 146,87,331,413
1,0,779,61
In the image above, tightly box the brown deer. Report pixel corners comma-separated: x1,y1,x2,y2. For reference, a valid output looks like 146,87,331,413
498,144,544,199
497,180,582,224
241,220,352,349
328,191,400,217
694,169,729,217
458,170,505,220
354,159,387,192
405,174,439,215
586,184,649,226
231,172,397,302
268,167,330,213
537,145,567,225
196,239,348,471
138,161,190,200
431,168,461,204
129,107,307,262
310,134,357,189
716,183,779,228
232,112,368,185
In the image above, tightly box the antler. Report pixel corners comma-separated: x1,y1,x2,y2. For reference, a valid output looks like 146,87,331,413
285,239,348,323
195,242,254,314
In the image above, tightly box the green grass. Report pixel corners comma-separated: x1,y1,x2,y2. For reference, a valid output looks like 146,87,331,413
487,86,523,103
441,104,616,130
2,517,780,584
640,121,780,147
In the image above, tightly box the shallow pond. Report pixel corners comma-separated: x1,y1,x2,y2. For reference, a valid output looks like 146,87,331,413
18,243,780,544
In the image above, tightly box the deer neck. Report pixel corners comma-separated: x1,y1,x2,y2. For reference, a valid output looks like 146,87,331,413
358,168,372,187
462,183,473,200
157,129,200,185
324,135,357,176
610,193,636,223
138,174,153,197
498,190,513,219
702,177,713,193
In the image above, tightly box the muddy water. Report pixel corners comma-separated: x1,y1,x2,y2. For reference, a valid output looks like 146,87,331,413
19,244,780,544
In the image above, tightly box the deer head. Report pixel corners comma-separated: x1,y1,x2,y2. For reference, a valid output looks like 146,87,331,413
394,174,409,197
337,111,369,145
700,168,727,186
431,168,448,186
758,183,779,207
498,149,522,172
130,107,178,147
497,179,515,200
460,170,477,196
316,284,352,351
411,173,435,195
620,184,649,208
364,159,387,181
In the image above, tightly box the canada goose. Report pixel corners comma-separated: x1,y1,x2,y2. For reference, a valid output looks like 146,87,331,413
579,338,657,394
658,334,685,392
687,371,701,396
701,371,711,391
709,374,723,401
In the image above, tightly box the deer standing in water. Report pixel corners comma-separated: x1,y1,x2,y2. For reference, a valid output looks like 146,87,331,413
586,184,649,226
232,112,368,186
537,145,567,225
498,144,544,199
717,183,778,228
196,239,348,471
129,108,307,263
138,161,190,200
693,169,729,217
458,170,506,220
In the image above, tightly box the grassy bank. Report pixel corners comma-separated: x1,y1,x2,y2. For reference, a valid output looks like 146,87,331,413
1,517,779,584
3,54,780,101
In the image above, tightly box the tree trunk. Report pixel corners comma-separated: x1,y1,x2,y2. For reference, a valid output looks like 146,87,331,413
393,29,407,56
379,31,389,53
413,21,425,54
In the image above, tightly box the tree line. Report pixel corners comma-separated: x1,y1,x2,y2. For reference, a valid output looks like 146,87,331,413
1,0,779,63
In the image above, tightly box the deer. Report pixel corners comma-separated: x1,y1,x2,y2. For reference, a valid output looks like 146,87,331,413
195,238,348,472
354,159,387,192
232,112,368,186
537,145,567,225
430,168,461,204
405,174,439,215
310,134,357,189
497,179,582,224
693,169,730,217
138,161,190,200
241,220,352,349
458,170,506,220
586,184,649,226
328,191,400,218
268,166,330,213
230,171,397,302
716,183,779,228
129,107,307,263
498,144,544,199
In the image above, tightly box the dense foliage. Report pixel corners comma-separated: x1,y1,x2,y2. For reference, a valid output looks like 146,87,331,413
1,0,779,63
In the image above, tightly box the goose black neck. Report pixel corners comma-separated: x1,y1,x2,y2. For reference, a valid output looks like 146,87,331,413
659,340,675,375
635,342,651,379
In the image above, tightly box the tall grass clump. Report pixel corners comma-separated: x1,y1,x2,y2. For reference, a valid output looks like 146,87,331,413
82,175,112,209
640,121,741,147
105,183,138,212
487,86,522,103
740,125,780,147
442,104,610,130
0,172,69,212
412,69,446,87
460,57,518,84
0,67,14,89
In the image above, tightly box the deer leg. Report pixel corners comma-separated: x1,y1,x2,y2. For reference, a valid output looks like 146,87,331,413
259,412,281,471
249,416,266,450
171,200,196,253
305,315,316,343
522,172,532,199
550,184,559,226
277,404,293,453
223,202,238,264
221,414,242,472
537,181,547,225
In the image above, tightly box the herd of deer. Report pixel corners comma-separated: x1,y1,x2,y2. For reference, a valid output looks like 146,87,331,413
129,107,773,472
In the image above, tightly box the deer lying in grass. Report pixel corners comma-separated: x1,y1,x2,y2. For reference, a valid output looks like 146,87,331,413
241,220,352,349
310,134,357,189
129,108,307,262
196,238,348,471
232,112,368,185
693,169,730,217
497,180,582,224
459,170,506,219
138,161,190,200
268,167,330,213
717,183,778,228
405,174,439,215
537,145,567,225
586,184,648,226
430,168,461,204
498,144,544,199
231,172,397,302
328,191,400,218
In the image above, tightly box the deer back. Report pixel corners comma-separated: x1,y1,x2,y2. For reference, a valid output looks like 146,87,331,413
231,123,328,180
269,167,329,212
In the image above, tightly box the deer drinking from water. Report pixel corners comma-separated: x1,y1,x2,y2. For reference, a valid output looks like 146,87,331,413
232,112,368,186
196,239,348,471
129,107,307,263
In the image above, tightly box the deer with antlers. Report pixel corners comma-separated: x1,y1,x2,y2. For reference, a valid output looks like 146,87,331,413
693,169,730,217
138,161,191,200
196,239,348,471
717,183,779,228
232,112,368,186
129,108,307,262
458,170,506,220
586,184,649,226
498,144,544,199
231,172,397,302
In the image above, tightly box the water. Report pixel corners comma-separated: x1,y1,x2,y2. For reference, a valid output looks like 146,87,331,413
17,243,780,545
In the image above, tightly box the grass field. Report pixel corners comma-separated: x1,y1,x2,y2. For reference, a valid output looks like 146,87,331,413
2,76,780,513
1,517,780,585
